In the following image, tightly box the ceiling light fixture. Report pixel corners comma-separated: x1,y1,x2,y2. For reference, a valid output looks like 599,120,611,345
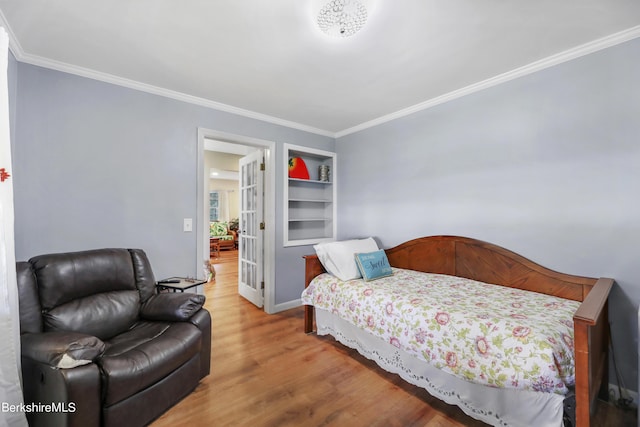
317,0,368,38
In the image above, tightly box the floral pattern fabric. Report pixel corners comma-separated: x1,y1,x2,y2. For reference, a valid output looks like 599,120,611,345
210,222,233,240
301,268,580,394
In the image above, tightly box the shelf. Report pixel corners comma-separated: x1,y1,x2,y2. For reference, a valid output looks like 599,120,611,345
289,198,331,203
284,143,336,247
288,178,332,185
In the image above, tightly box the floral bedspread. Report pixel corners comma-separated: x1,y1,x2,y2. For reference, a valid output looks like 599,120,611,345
301,268,580,394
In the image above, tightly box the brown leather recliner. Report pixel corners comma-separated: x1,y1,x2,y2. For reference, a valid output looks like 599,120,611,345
16,248,211,427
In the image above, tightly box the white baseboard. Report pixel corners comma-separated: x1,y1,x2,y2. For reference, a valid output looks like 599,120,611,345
609,383,638,408
271,298,302,313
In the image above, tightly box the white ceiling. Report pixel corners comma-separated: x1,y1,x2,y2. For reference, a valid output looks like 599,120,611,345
1,0,639,137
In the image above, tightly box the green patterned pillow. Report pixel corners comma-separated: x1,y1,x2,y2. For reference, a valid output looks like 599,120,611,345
210,222,229,237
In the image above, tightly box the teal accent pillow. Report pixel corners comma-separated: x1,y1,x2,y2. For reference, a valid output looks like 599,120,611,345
355,250,393,281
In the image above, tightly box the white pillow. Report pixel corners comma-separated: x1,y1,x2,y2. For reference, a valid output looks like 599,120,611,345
314,238,379,281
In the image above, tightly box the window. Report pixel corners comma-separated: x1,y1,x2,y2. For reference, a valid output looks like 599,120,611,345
209,191,219,222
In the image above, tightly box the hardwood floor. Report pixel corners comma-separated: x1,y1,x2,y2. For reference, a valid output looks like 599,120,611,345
152,250,637,427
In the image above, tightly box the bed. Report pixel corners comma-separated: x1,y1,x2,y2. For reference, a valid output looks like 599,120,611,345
301,236,613,427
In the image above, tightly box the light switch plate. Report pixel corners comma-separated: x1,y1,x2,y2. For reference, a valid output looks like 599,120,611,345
183,218,193,232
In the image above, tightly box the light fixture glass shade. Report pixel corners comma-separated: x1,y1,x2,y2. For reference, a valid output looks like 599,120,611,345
317,0,368,38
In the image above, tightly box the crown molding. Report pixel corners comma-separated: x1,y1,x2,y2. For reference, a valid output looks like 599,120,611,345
3,6,639,141
18,51,336,138
335,25,640,138
1,8,335,139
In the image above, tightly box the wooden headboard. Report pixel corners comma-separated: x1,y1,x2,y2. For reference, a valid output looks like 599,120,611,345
384,235,597,302
305,235,598,301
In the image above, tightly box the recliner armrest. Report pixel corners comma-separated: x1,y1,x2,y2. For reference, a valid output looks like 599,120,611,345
22,358,101,427
187,308,212,379
21,332,105,369
140,293,205,322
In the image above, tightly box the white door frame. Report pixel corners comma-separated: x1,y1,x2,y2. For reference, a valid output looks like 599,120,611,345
197,128,276,314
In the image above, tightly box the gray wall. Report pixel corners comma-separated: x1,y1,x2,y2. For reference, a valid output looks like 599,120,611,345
11,63,334,305
336,38,640,393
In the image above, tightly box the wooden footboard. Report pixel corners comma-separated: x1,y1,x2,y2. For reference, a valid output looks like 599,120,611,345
303,254,325,334
303,236,614,426
573,277,614,427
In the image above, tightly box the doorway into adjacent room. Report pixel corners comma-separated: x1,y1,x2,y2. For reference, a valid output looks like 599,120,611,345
196,129,276,313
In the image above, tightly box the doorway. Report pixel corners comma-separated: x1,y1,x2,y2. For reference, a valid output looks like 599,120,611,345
196,128,276,313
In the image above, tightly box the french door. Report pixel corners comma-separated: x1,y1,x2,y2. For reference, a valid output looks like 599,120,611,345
238,150,264,307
